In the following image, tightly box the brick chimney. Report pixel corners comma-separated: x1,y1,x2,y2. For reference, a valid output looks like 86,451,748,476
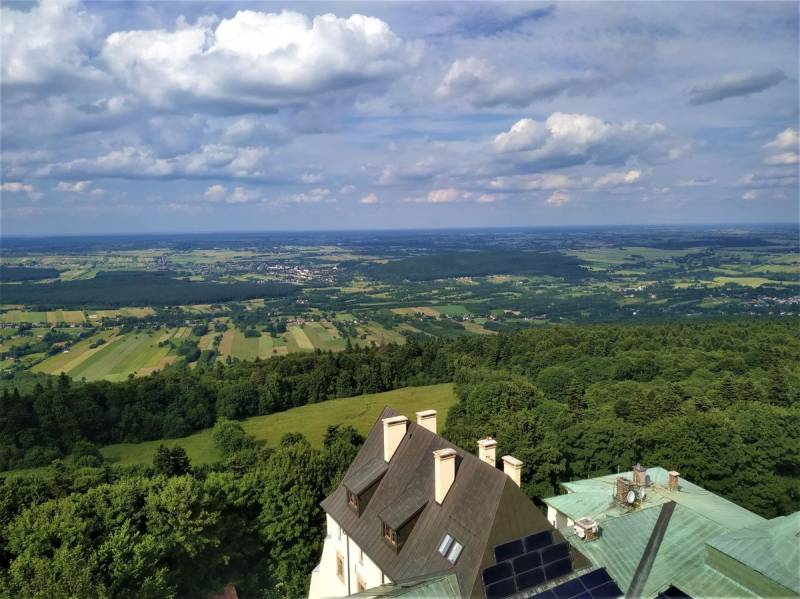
433,448,456,504
633,463,647,487
477,437,497,466
615,476,632,504
382,415,408,462
502,455,522,487
668,471,680,492
415,409,437,434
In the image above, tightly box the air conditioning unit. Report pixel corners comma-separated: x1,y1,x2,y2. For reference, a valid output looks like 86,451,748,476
574,517,600,541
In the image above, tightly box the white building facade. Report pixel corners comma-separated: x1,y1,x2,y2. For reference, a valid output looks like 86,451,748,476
308,513,391,599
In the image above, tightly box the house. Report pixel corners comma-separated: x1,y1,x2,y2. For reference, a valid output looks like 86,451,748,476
543,466,800,598
309,407,591,599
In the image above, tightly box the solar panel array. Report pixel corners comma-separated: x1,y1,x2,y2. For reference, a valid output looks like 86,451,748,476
482,530,574,599
527,568,623,599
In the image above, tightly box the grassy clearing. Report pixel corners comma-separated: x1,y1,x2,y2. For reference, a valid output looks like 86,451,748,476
711,276,776,288
99,383,455,467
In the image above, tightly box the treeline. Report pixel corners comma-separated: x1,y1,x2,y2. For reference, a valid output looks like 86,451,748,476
0,424,363,597
0,266,60,282
367,250,587,282
442,318,800,518
1,318,798,517
0,271,297,308
0,341,450,470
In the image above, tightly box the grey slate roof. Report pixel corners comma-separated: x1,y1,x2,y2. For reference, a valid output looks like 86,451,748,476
321,406,588,598
344,457,389,495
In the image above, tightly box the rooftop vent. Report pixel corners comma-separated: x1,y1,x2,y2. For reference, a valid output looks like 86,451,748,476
502,455,523,487
382,415,408,462
416,409,437,434
574,517,600,541
668,470,680,492
478,437,497,466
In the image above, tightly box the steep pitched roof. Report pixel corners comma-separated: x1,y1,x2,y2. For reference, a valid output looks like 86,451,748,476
321,406,587,598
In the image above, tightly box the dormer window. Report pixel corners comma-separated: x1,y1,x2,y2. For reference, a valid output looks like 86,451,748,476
383,522,399,547
341,458,387,517
347,490,359,511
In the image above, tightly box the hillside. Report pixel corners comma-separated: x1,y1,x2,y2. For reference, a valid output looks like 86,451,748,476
100,383,454,467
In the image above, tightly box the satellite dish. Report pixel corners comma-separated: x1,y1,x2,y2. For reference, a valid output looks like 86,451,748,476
626,490,636,504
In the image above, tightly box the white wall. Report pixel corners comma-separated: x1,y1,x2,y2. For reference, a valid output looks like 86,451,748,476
309,514,389,599
546,505,573,529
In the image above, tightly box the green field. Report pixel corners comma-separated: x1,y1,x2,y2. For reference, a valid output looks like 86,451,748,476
33,327,186,381
96,383,455,467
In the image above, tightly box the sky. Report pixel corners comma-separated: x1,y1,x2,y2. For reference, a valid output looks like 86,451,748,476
1,1,798,236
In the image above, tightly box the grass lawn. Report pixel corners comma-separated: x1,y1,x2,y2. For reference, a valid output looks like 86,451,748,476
98,383,456,467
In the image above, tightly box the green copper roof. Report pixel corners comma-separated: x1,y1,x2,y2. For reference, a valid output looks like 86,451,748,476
546,467,765,530
349,573,460,598
544,467,780,598
707,512,800,595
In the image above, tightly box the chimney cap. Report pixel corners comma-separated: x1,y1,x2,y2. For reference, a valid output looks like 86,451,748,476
502,455,523,467
416,409,437,418
383,415,408,426
633,463,646,472
668,470,680,476
478,437,497,448
433,448,457,459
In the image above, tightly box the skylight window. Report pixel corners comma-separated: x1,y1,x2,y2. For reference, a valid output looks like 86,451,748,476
438,533,454,556
447,540,463,564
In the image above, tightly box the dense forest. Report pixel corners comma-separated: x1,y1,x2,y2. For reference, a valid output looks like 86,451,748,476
0,271,298,308
0,266,60,282
1,318,798,596
367,250,587,282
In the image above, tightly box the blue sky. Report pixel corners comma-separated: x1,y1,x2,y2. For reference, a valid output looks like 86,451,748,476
1,0,798,235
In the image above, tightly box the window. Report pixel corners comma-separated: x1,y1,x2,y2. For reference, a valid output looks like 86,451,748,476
347,490,359,512
336,552,345,583
438,533,454,556
446,540,463,564
357,576,367,593
382,522,398,547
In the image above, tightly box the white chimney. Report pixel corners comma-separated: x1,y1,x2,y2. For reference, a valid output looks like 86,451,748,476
416,409,437,434
477,437,497,466
433,448,457,504
382,415,408,462
502,455,522,487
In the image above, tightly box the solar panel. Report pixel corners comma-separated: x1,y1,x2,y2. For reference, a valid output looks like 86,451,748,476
526,568,623,599
541,542,570,565
513,550,542,574
485,577,517,599
495,538,525,561
524,530,554,552
483,533,580,599
515,566,545,589
483,562,513,586
544,557,572,580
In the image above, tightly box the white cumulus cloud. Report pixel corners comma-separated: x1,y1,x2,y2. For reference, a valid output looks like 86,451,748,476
492,113,675,170
100,10,421,111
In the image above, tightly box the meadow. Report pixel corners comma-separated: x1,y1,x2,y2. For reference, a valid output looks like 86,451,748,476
98,383,455,467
